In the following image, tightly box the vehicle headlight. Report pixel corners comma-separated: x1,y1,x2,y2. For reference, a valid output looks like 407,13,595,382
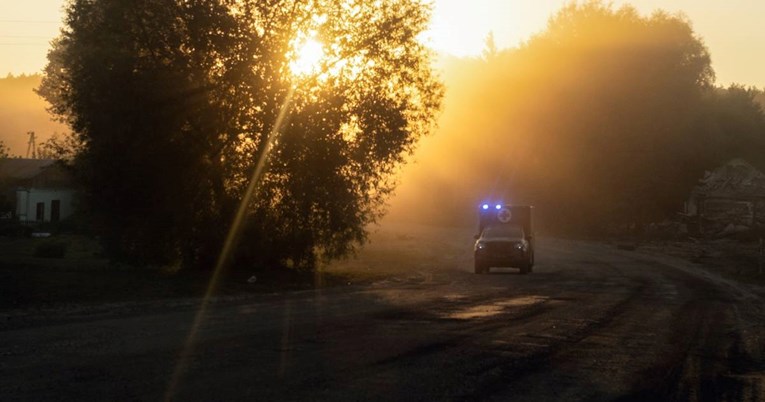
476,242,487,250
514,243,523,250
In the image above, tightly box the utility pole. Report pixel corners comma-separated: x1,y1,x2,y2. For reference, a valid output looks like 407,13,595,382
26,131,36,159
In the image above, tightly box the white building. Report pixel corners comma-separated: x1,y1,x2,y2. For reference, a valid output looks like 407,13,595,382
0,158,75,224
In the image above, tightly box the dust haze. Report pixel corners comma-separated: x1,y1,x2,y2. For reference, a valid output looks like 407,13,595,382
386,3,765,235
3,3,765,238
0,74,66,155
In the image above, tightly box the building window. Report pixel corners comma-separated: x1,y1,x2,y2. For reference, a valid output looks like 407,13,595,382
36,202,45,222
51,200,61,222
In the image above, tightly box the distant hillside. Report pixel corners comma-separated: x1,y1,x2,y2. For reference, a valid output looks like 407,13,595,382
0,74,68,156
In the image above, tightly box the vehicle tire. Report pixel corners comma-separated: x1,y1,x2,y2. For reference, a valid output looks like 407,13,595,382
474,260,485,274
519,263,530,275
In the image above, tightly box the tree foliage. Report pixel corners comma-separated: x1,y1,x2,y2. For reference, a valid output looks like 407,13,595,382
40,0,442,268
694,85,765,167
391,1,765,233
36,133,80,161
514,2,716,230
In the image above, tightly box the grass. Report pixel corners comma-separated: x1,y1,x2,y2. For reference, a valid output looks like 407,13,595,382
0,234,238,310
322,222,473,280
0,234,194,310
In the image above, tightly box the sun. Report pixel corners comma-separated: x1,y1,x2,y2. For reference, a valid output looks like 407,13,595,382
290,38,325,76
420,0,536,58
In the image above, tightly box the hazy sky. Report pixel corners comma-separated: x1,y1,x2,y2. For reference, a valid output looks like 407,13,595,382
1,0,763,87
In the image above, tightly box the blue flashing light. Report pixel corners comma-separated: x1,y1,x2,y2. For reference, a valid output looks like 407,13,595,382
481,204,489,210
495,204,502,210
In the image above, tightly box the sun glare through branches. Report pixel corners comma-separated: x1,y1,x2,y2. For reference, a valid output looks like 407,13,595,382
290,37,325,76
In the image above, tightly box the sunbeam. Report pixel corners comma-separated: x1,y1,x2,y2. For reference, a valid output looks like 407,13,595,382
164,85,297,402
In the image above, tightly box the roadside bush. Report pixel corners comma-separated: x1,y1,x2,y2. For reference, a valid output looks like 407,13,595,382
50,212,94,235
0,221,33,237
34,240,68,258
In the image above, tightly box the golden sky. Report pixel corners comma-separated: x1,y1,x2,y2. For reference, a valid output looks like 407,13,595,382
0,0,763,87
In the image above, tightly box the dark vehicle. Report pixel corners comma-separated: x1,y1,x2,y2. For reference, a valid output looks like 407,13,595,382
474,205,535,274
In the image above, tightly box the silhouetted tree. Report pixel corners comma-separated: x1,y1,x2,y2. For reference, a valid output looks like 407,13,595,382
514,2,715,230
36,133,79,162
39,0,442,269
693,85,765,169
755,90,765,111
482,31,497,61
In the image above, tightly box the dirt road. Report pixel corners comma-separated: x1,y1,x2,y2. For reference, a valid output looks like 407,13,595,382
2,227,764,401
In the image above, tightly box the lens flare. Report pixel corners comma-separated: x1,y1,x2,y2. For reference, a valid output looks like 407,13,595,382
164,86,297,402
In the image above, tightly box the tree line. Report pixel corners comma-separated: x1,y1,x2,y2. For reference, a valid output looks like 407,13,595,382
389,1,765,235
37,0,765,272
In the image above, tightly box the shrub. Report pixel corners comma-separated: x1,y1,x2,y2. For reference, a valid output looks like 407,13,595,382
34,240,68,258
0,221,33,237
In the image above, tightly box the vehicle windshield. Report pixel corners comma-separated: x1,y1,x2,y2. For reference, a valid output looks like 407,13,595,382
481,224,524,239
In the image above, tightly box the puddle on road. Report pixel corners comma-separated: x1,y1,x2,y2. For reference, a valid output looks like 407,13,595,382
445,296,549,320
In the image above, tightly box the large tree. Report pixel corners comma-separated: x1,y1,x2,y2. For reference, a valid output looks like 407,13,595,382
514,2,716,230
39,0,442,268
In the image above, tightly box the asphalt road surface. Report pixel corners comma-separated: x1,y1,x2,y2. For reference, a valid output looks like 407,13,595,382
2,232,765,401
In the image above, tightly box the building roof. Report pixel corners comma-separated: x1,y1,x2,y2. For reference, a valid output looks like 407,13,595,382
0,158,57,181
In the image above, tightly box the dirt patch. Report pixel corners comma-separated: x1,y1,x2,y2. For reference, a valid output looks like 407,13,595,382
631,238,765,286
